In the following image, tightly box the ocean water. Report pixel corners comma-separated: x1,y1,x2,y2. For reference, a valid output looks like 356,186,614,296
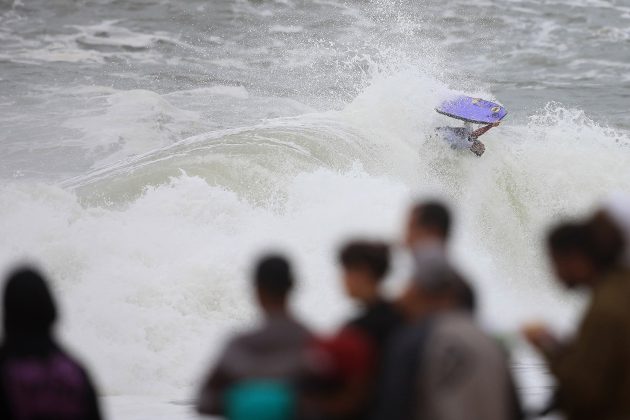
2,0,630,418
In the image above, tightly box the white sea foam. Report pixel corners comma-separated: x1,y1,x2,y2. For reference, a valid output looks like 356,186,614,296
190,85,250,99
269,25,304,34
63,90,204,166
210,58,249,70
3,65,630,404
0,167,409,397
1,20,184,64
71,20,164,50
3,0,630,417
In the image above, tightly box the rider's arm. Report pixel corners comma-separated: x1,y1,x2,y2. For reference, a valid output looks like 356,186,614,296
471,122,499,139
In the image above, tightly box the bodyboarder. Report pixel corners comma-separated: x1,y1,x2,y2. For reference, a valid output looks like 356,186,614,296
435,121,500,157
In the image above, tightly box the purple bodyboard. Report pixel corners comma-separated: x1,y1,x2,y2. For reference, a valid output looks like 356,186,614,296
436,96,507,124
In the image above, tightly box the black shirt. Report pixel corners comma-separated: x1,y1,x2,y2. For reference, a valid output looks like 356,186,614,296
345,300,404,420
346,299,404,360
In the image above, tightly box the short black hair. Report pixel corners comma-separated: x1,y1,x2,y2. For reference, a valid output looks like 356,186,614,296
411,201,451,238
339,241,390,281
254,255,294,298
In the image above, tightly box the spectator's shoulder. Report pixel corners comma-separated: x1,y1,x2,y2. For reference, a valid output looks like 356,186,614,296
224,329,257,351
590,270,630,322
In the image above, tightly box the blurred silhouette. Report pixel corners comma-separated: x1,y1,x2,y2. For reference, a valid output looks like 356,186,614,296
405,200,451,252
338,240,403,372
377,250,519,420
196,255,311,420
300,240,403,420
0,266,103,420
405,200,476,313
524,212,630,420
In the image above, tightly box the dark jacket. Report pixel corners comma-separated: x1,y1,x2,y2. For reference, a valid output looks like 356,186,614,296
345,300,404,420
547,268,630,420
0,267,102,420
0,343,102,420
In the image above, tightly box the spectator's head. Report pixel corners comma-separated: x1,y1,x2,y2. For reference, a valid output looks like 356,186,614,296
400,251,463,319
549,215,625,289
254,254,294,313
3,266,57,341
548,222,597,288
586,211,625,271
338,240,390,303
405,201,451,248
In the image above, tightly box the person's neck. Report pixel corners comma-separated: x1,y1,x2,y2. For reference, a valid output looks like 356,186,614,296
424,236,446,246
359,293,381,306
262,304,288,318
411,236,445,251
354,280,381,306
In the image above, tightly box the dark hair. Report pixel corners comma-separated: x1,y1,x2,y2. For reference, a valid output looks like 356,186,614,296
586,212,625,270
548,218,624,271
3,266,57,340
338,241,390,281
548,223,592,256
254,255,294,298
411,201,451,238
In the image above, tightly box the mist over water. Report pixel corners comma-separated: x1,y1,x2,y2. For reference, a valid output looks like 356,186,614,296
2,0,630,412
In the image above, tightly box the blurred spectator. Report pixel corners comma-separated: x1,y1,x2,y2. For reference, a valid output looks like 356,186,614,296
406,200,476,313
0,266,103,420
524,215,630,420
405,200,451,251
301,240,402,419
196,255,311,420
338,240,403,368
377,251,519,420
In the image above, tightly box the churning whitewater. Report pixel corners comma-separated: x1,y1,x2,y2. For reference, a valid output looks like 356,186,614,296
2,0,630,417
